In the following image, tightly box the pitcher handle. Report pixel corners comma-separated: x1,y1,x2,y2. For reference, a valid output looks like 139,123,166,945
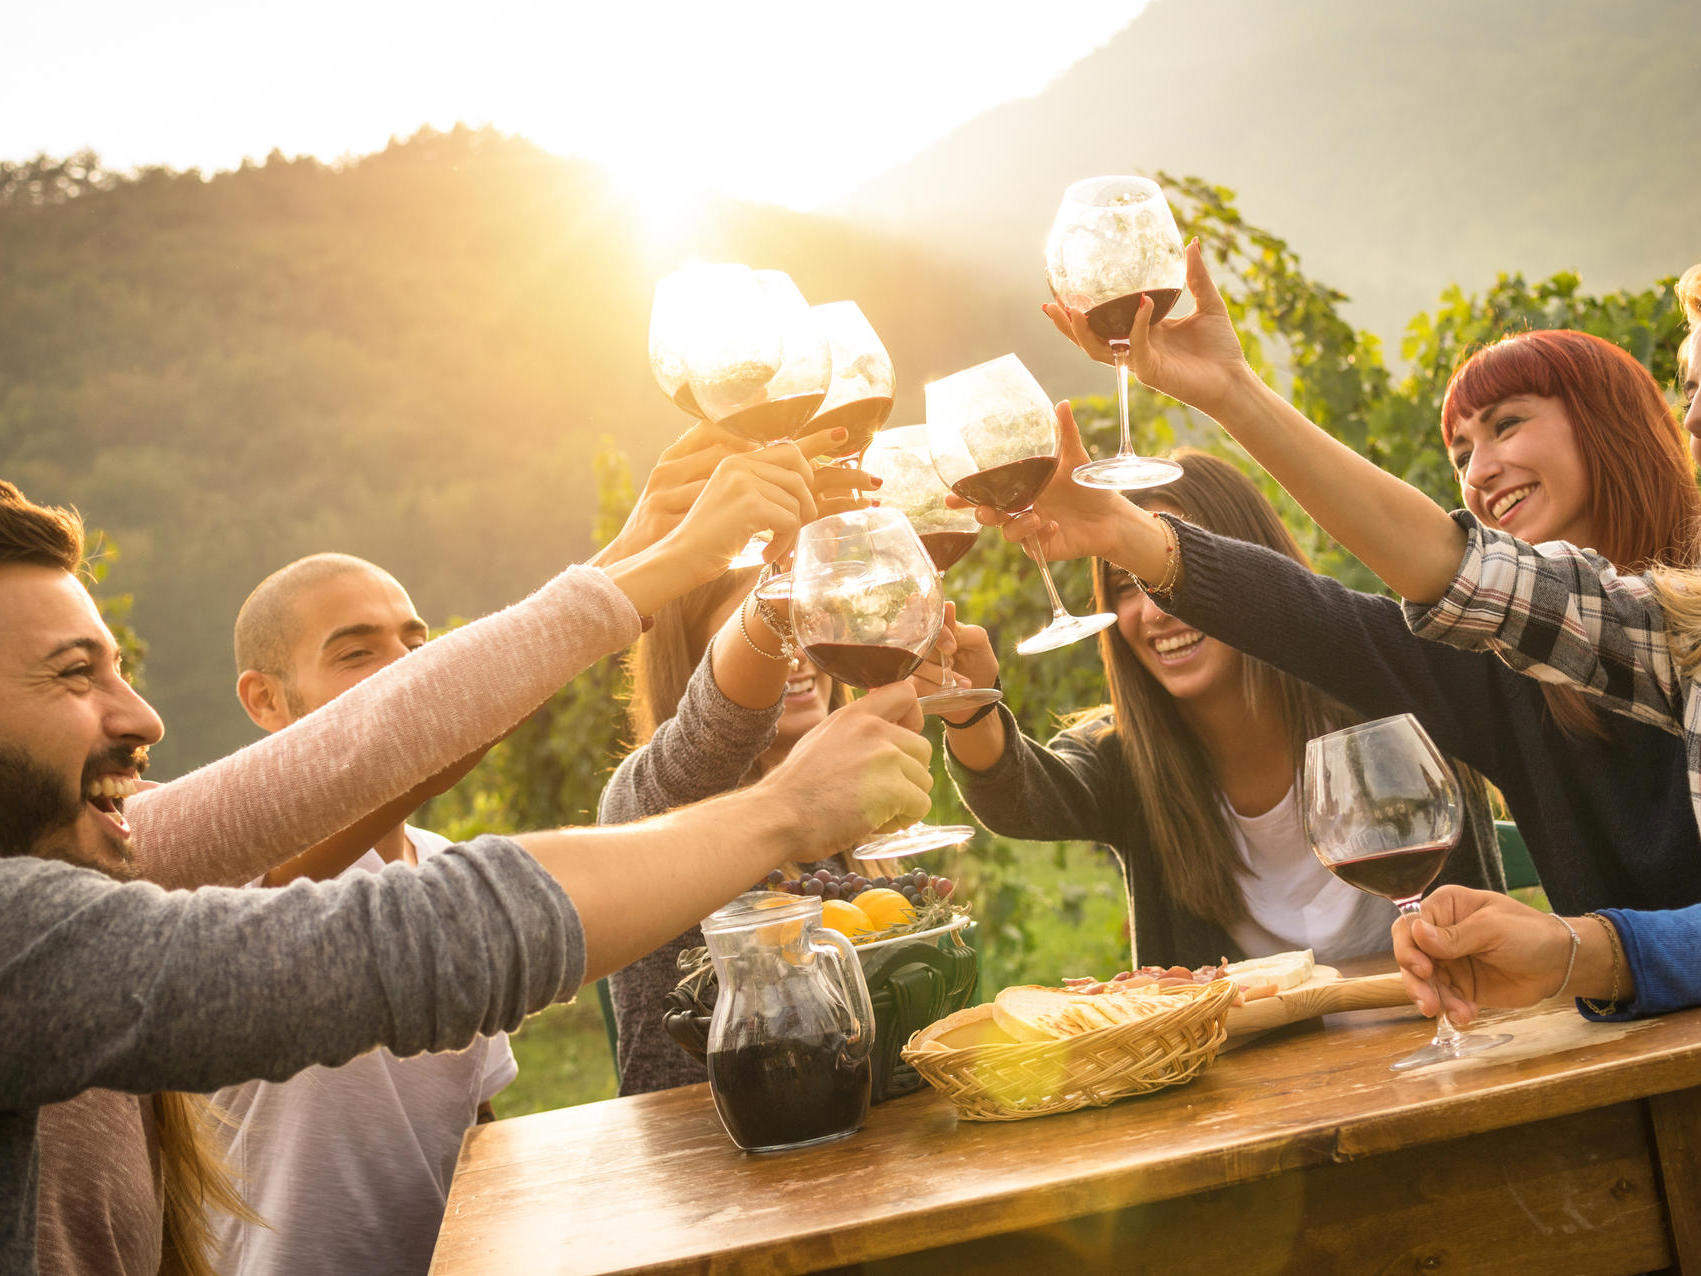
813,928,875,1048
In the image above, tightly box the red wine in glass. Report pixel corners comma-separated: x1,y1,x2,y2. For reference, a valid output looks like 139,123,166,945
811,394,894,460
1303,714,1511,1071
717,391,829,444
918,531,979,573
948,456,1060,514
1325,840,1452,901
1083,287,1183,342
801,642,925,690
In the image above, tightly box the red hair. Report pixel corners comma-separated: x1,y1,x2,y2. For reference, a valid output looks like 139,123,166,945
1440,329,1698,571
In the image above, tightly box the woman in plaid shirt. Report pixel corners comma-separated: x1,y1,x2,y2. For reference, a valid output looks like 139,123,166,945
1032,241,1701,1022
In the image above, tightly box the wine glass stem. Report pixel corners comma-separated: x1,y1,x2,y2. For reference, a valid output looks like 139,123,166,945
1024,533,1071,621
1400,900,1463,1047
1111,341,1135,460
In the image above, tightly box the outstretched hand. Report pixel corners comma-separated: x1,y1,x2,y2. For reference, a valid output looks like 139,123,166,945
1044,240,1253,420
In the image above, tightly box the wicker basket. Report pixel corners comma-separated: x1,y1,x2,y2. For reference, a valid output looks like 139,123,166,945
899,979,1236,1121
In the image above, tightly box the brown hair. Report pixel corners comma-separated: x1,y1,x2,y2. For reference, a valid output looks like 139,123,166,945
1439,329,1701,738
1077,450,1359,929
0,479,84,572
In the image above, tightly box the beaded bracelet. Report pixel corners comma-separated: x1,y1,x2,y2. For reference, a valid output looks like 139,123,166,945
1580,912,1625,1013
738,595,793,663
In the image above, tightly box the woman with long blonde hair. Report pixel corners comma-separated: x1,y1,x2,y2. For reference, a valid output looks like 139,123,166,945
943,449,1501,967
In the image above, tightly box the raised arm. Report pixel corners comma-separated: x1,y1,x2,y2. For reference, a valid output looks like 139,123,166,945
1046,240,1468,604
0,685,933,1110
129,440,837,890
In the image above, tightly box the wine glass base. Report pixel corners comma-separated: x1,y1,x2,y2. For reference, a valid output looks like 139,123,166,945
1389,1030,1513,1072
855,823,975,861
1016,611,1117,656
1072,455,1184,491
918,687,1004,716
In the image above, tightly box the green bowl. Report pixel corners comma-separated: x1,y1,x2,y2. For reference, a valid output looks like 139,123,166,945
664,920,979,1104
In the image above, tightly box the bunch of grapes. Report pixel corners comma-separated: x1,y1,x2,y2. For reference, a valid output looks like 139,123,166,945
764,866,954,904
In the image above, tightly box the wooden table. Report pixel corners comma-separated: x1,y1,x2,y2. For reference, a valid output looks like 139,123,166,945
433,995,1701,1274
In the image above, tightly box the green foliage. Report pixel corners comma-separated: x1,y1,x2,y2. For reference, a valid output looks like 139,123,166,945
85,529,147,683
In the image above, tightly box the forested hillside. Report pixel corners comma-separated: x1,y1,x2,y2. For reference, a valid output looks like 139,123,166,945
0,129,1026,774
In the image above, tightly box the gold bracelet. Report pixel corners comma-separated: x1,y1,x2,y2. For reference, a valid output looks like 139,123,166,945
738,595,793,663
1135,514,1181,597
1579,912,1625,1012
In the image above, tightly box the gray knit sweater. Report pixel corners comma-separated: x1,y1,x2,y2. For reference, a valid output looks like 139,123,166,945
597,649,786,1096
0,836,583,1274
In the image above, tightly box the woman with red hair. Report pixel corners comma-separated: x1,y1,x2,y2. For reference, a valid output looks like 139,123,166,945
949,260,1701,929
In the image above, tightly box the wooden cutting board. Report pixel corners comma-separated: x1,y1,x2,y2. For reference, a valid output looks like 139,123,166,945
1223,965,1411,1045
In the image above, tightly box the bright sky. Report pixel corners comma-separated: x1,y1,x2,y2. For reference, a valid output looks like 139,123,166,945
4,1,1149,210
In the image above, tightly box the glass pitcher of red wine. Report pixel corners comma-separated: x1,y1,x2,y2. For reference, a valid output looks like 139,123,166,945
702,893,875,1153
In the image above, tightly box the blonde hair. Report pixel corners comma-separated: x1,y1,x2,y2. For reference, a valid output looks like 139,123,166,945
1678,263,1701,328
154,1091,267,1274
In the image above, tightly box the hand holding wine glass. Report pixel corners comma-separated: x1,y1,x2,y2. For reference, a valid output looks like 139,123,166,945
1391,886,1625,1024
1303,714,1512,1071
958,402,1147,568
653,442,823,591
861,425,999,714
790,507,976,859
590,422,756,568
927,355,1116,656
1046,238,1256,424
1043,175,1185,490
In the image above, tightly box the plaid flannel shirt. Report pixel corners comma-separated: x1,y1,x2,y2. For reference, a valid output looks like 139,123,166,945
1403,511,1701,833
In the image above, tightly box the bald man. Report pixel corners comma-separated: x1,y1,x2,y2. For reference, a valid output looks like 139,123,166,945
214,552,512,1275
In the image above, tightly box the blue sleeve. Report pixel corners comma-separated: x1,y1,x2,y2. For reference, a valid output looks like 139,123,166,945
1577,905,1701,1020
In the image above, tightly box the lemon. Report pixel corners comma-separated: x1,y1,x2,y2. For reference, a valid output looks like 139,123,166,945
819,898,875,938
852,888,916,932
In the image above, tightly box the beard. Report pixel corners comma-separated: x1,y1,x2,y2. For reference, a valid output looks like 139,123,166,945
0,742,144,879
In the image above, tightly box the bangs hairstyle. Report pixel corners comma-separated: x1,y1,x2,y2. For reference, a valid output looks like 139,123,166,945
1439,329,1699,573
1076,449,1358,931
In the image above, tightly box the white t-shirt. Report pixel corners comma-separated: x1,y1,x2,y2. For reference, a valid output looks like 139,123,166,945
208,827,518,1276
1223,787,1400,962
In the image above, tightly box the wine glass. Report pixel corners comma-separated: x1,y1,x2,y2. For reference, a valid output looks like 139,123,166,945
925,354,1116,656
751,300,893,604
790,507,976,860
688,269,832,444
649,263,753,420
1302,714,1512,1072
1045,175,1186,491
860,425,1001,716
809,302,895,462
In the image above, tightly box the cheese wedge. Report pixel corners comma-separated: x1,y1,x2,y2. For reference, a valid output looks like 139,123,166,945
1222,949,1314,992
